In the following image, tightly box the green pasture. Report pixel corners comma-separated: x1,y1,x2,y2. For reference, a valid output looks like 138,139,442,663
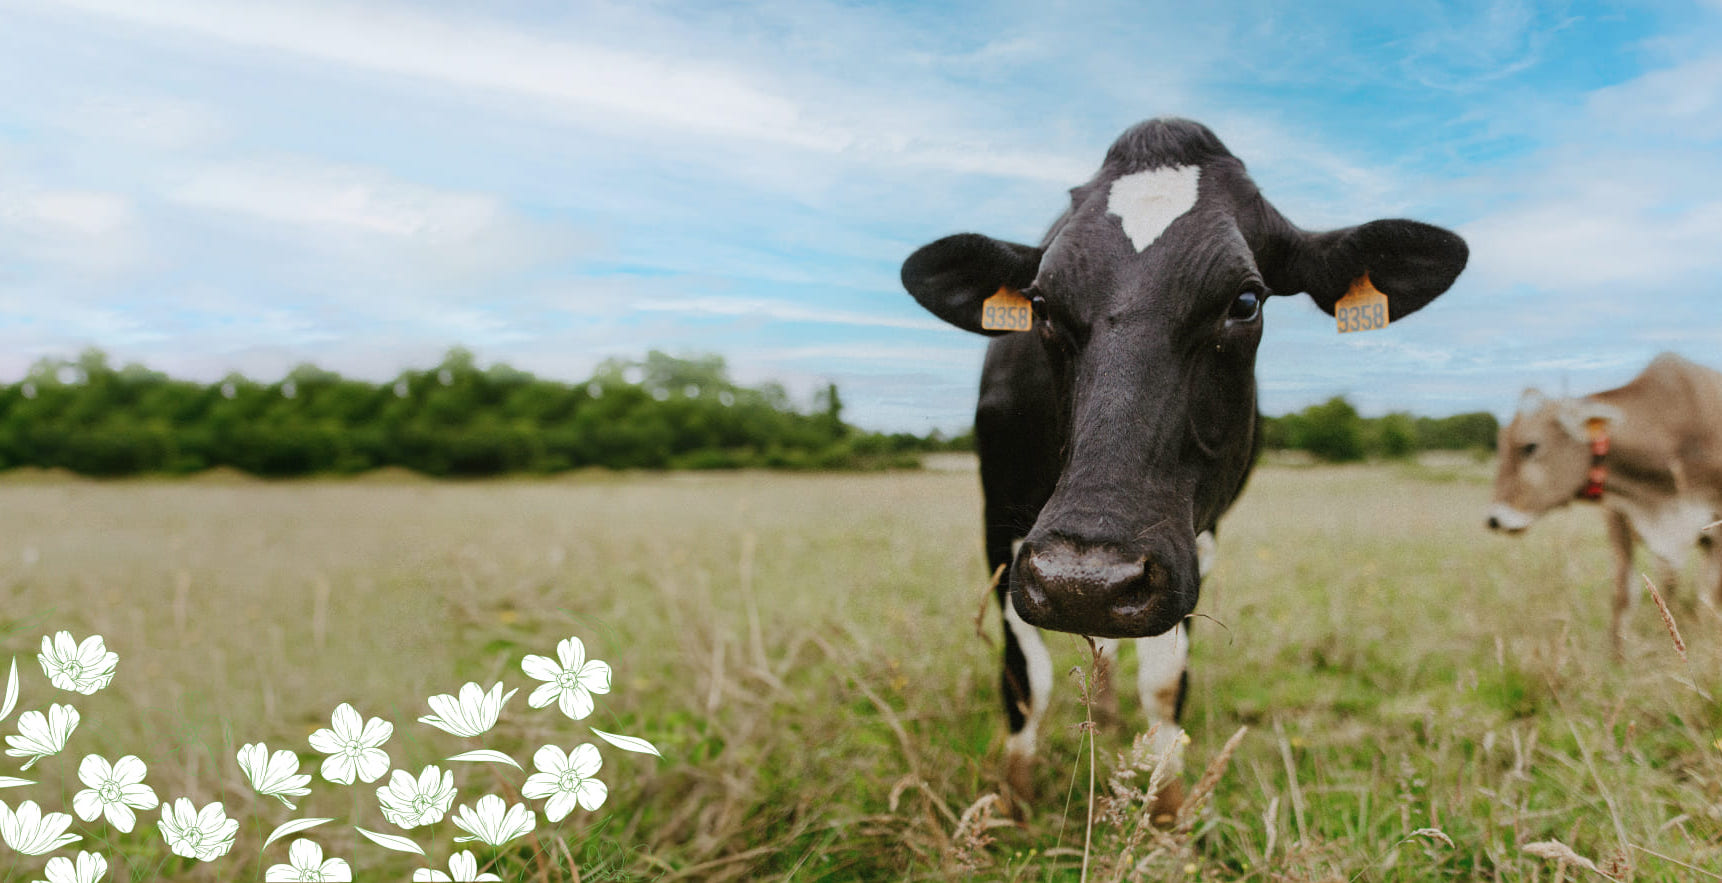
2,461,1720,881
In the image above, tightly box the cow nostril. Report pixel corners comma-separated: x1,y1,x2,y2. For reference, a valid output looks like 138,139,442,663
1145,557,1170,592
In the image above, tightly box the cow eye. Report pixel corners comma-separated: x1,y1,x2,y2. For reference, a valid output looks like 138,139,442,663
1227,291,1261,323
1520,442,1538,458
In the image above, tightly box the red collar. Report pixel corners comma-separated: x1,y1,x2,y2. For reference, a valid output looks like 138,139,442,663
1579,418,1609,501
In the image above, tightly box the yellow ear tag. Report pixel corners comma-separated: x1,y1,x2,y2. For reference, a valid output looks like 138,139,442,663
1334,273,1389,334
981,286,1034,332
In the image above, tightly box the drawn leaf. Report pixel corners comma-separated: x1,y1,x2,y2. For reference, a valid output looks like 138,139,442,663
0,658,17,723
262,817,333,852
0,776,35,790
590,728,662,758
446,749,522,771
355,826,426,855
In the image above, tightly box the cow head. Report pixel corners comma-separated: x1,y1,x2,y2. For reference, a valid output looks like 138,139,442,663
900,119,1468,638
1487,390,1623,533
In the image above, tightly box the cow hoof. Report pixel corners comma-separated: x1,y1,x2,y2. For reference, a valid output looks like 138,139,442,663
1001,751,1034,821
1149,779,1185,828
1092,700,1123,732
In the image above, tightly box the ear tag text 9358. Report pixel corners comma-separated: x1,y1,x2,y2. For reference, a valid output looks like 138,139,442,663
1335,273,1389,334
981,286,1033,332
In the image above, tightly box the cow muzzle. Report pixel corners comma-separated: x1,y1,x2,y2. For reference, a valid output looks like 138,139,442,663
1010,536,1195,638
1486,503,1535,534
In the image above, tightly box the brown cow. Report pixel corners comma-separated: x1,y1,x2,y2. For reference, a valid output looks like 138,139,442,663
1488,353,1722,653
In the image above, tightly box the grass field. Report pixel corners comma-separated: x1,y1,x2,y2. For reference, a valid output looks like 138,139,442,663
3,461,1721,881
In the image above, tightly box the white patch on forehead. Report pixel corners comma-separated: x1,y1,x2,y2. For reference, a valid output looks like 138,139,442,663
1106,165,1202,252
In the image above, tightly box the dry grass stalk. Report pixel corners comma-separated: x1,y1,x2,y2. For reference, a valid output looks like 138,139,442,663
1175,726,1248,834
947,793,1011,872
1403,827,1454,849
1642,573,1686,662
974,564,1006,647
1630,844,1722,880
1273,719,1308,845
1523,839,1615,879
853,675,922,778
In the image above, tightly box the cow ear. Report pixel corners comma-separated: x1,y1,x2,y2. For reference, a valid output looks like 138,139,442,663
1515,387,1549,418
901,233,1044,336
1272,219,1468,322
1555,398,1623,440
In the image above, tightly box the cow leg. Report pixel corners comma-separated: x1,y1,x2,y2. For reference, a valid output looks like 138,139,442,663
1135,622,1189,823
1606,509,1635,659
1132,529,1210,824
1000,583,1052,811
1699,529,1721,610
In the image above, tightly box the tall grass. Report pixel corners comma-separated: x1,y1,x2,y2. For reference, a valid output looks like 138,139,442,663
1,462,1718,880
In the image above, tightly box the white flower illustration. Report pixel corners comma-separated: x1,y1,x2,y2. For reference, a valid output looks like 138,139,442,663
264,838,351,882
5,704,79,770
34,850,107,883
71,754,158,832
521,637,611,720
450,794,536,847
307,703,393,785
413,850,502,881
375,765,456,829
419,682,516,738
156,798,239,862
0,799,80,855
37,632,117,695
520,743,607,822
236,743,313,809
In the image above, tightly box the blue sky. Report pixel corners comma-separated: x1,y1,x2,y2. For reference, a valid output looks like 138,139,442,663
2,0,1719,432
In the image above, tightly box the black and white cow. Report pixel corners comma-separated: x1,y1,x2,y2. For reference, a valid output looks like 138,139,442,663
901,118,1468,809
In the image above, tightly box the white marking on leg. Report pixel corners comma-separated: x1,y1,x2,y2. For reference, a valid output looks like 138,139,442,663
1003,591,1053,760
1136,622,1189,771
1107,166,1201,252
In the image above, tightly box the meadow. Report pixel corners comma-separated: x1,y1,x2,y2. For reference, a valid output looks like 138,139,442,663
2,459,1720,881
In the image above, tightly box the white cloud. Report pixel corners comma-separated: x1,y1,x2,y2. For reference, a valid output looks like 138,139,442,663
1463,183,1722,289
25,191,131,235
174,158,498,238
168,155,577,280
53,93,225,150
38,0,1089,183
630,297,949,332
0,180,142,274
1587,54,1722,140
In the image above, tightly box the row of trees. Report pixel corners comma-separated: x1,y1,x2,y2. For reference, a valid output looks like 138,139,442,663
1259,397,1498,462
0,350,1494,477
0,349,967,477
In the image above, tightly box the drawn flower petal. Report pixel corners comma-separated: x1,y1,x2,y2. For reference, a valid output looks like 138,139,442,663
574,778,607,812
526,682,559,709
557,686,595,721
520,654,560,683
590,728,661,758
355,825,425,855
556,637,586,671
445,749,522,771
262,817,333,852
0,658,17,723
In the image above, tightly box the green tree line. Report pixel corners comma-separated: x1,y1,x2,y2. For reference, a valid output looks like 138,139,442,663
0,350,1491,477
0,349,970,477
1259,396,1498,462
